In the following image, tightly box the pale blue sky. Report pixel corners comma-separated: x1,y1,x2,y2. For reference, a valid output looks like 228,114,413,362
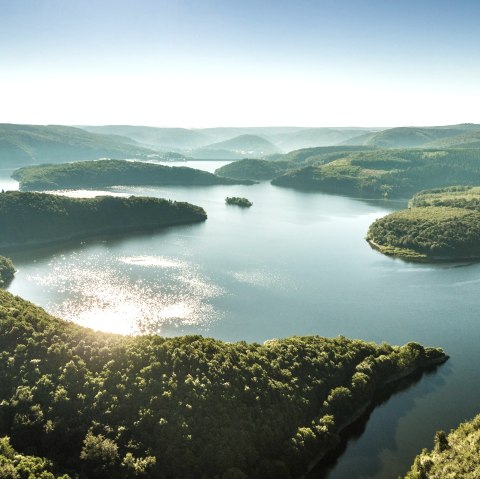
1,0,479,127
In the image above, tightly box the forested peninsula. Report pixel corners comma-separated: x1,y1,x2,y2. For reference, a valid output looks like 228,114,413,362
271,149,480,198
403,414,480,478
12,159,254,191
367,186,480,261
0,192,206,249
0,289,447,479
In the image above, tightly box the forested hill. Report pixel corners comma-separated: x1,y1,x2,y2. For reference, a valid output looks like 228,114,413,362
366,186,480,261
0,124,159,167
13,159,254,191
0,288,446,479
271,149,480,198
0,192,206,248
403,414,480,478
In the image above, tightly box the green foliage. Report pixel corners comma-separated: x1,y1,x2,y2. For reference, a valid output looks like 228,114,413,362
0,191,207,248
225,197,253,207
272,149,480,198
368,186,480,261
0,124,158,167
410,185,480,210
12,159,254,191
0,256,15,287
367,206,480,260
403,415,480,478
0,289,446,478
215,147,377,181
0,436,70,479
216,159,294,181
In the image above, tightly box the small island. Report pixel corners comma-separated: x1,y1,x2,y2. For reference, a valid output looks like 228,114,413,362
225,196,253,207
404,414,480,478
12,159,255,191
367,186,480,261
0,191,207,249
0,288,447,479
0,255,15,286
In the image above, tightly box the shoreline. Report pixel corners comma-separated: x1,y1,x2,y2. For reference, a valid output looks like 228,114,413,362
367,238,480,263
0,217,206,252
301,353,448,478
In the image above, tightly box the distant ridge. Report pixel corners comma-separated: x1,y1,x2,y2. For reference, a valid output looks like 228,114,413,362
0,124,158,167
342,124,480,148
191,134,280,159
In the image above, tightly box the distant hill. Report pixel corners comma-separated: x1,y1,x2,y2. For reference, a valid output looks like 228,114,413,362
423,130,480,149
191,134,280,159
271,148,480,198
0,124,158,167
274,128,380,151
78,126,382,156
342,124,480,148
80,125,213,151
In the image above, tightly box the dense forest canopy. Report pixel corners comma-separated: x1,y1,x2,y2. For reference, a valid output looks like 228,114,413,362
0,289,446,479
0,192,207,248
12,159,254,191
225,197,253,207
215,159,294,181
403,414,480,479
409,185,480,210
367,186,480,261
271,149,480,198
0,256,15,286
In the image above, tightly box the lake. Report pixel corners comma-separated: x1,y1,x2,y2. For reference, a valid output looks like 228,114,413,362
2,161,480,478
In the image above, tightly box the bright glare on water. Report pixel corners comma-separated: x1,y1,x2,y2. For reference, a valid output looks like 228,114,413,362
3,161,480,479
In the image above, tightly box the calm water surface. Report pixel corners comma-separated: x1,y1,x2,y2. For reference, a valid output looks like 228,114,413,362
2,161,480,478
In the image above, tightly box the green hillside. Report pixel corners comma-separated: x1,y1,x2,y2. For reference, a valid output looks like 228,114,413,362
366,206,480,261
272,149,480,198
404,415,480,479
0,288,446,478
409,185,480,210
423,130,480,149
341,124,480,149
367,186,480,261
192,134,279,158
0,192,207,248
0,124,158,167
273,128,380,151
215,147,377,181
13,159,254,191
80,125,213,151
216,159,294,180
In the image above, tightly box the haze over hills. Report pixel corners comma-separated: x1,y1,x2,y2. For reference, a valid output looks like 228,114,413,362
0,124,159,167
190,134,280,159
77,125,385,156
2,123,480,170
342,124,480,149
81,125,213,151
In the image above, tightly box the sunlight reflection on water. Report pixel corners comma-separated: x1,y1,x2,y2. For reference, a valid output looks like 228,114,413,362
30,253,224,335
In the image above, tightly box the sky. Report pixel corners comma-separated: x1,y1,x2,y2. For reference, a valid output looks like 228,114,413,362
1,0,479,128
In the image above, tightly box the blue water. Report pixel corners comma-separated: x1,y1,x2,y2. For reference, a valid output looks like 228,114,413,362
2,161,479,478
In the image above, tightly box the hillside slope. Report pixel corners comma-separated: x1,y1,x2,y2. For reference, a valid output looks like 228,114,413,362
0,124,157,167
0,288,447,479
